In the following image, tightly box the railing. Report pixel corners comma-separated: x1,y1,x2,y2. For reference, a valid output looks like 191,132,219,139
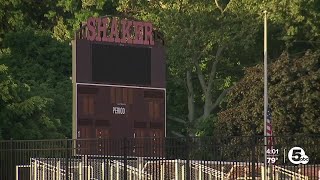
1,136,319,180
274,165,309,180
30,158,74,180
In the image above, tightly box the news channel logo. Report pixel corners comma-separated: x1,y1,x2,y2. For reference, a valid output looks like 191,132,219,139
288,147,309,165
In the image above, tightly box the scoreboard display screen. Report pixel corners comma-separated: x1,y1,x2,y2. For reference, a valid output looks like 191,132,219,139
92,44,151,86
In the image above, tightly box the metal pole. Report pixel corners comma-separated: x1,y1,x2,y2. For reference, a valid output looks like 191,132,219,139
263,10,268,180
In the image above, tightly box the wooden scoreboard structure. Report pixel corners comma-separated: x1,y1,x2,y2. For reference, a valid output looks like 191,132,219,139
72,16,165,155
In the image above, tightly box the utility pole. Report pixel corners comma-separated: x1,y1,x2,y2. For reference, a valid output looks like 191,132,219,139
263,10,269,180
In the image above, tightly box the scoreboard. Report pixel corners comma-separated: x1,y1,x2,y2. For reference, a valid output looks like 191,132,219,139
72,16,165,155
92,44,151,85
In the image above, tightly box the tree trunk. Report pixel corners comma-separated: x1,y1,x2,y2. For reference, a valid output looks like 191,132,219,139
186,71,195,123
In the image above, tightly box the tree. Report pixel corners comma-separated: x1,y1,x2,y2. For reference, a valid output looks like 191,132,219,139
47,0,118,41
0,64,64,140
117,0,263,136
217,51,320,136
0,29,72,138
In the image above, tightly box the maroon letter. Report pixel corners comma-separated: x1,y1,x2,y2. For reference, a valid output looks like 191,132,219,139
133,21,144,44
107,18,120,43
120,19,133,44
95,17,109,42
143,22,154,45
86,17,96,41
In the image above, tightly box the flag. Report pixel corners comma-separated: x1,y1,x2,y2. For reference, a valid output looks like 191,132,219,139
266,107,273,150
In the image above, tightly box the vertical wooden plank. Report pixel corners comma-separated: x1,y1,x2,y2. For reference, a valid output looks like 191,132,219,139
198,165,202,180
111,87,116,103
88,166,91,180
16,166,19,180
42,164,45,180
221,167,224,180
154,102,160,119
123,88,128,103
181,164,185,180
79,162,82,180
116,161,120,180
89,96,94,114
149,101,154,120
101,162,104,180
34,160,37,180
57,160,61,180
160,164,164,180
116,88,122,103
128,89,133,104
175,160,179,180
110,164,113,180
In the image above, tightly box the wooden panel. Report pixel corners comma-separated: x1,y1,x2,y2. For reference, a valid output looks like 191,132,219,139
79,94,95,116
76,85,165,156
150,122,162,129
88,97,94,114
154,102,160,120
151,129,164,156
123,88,128,103
95,120,110,127
96,128,110,139
116,88,122,102
148,101,154,119
96,128,111,154
133,129,148,156
134,122,147,128
77,126,93,154
128,89,133,104
111,87,116,103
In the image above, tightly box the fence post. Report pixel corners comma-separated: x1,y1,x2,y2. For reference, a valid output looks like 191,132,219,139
101,162,105,180
160,163,164,180
88,166,91,180
42,164,45,180
198,164,202,180
221,167,224,180
261,165,264,180
10,138,13,180
65,138,70,180
244,167,247,179
79,162,82,180
34,160,37,179
251,136,256,180
275,168,279,180
110,163,113,180
186,137,190,180
181,163,185,180
215,169,217,180
57,160,61,180
123,138,128,180
16,165,19,180
128,168,132,180
175,160,179,180
137,157,143,179
116,161,120,180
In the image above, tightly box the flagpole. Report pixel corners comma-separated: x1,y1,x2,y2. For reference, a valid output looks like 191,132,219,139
263,10,268,179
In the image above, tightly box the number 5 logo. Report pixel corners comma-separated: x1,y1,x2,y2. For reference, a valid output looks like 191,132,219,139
288,147,309,164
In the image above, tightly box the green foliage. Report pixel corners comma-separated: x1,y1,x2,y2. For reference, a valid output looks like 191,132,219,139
48,0,118,41
0,64,64,140
1,0,320,139
0,0,119,140
0,30,72,139
217,51,320,136
117,0,263,136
